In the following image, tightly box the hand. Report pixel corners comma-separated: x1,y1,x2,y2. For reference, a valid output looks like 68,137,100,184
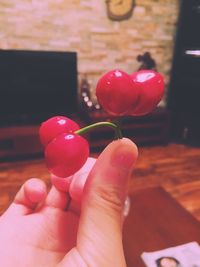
0,138,138,267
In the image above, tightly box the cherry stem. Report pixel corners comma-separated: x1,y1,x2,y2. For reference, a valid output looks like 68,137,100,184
75,121,123,139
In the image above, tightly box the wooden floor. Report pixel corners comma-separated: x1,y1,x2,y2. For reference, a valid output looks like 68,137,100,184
1,143,200,221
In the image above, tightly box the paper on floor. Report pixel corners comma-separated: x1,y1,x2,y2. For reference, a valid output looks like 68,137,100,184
141,242,200,267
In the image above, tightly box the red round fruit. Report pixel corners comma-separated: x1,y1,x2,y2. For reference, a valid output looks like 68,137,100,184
128,70,164,116
44,132,89,178
39,116,80,147
96,69,139,115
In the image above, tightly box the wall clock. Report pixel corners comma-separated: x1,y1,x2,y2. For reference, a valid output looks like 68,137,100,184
106,0,135,21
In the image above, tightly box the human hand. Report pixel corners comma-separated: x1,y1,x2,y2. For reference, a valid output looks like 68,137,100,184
0,138,138,267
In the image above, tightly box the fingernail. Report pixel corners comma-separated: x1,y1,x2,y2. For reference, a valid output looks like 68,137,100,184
111,138,138,170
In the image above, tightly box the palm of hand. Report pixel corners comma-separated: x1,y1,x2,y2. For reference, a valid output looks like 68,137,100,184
0,186,82,267
0,158,98,267
0,139,137,267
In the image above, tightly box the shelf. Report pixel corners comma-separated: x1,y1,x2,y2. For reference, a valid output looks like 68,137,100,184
82,107,170,150
0,108,170,159
0,125,42,159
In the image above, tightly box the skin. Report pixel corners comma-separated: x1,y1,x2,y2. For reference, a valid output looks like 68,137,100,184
0,138,138,267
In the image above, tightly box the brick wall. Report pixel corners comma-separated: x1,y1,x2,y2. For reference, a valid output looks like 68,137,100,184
0,0,180,104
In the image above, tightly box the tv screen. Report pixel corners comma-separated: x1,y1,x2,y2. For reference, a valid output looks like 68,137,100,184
0,49,78,126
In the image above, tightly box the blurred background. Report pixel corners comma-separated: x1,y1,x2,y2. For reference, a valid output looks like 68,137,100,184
1,1,200,265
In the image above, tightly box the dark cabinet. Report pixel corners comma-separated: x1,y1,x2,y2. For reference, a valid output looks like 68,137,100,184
168,0,200,145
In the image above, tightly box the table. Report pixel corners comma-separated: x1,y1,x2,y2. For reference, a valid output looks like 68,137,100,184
123,187,200,267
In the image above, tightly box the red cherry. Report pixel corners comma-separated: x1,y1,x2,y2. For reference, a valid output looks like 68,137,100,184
45,133,89,178
128,70,164,116
96,69,139,115
39,116,80,147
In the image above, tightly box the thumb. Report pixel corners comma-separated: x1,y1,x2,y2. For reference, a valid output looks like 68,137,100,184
77,138,138,267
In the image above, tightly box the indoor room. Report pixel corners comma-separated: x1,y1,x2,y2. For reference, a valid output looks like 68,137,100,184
0,1,200,266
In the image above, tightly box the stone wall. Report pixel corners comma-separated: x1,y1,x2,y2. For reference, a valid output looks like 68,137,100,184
0,0,180,104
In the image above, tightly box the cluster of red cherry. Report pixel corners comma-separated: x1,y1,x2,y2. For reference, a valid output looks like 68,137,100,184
39,69,164,178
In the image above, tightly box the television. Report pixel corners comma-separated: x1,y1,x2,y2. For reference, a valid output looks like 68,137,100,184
0,49,78,126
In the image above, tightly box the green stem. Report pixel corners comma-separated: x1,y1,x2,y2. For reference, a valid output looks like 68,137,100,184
75,121,123,139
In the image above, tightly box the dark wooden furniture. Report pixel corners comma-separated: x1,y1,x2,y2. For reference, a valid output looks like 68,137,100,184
82,107,170,150
0,108,170,159
123,187,200,267
168,0,200,144
0,124,42,159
